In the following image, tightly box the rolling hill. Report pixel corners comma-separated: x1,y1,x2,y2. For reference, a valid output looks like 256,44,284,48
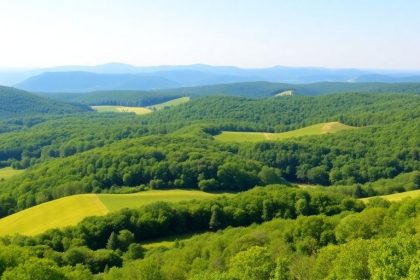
0,86,91,118
214,122,355,142
0,190,218,236
35,81,420,107
143,93,420,132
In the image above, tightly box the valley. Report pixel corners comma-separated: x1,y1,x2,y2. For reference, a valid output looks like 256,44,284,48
1,1,420,278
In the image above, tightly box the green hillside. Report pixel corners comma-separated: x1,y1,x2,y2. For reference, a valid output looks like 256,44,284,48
0,86,91,118
0,91,418,279
215,122,354,142
144,93,420,132
0,190,218,236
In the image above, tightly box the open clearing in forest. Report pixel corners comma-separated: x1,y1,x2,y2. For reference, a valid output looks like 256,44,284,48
0,167,24,181
0,190,219,236
91,97,190,115
361,189,420,202
147,97,190,110
91,105,152,115
275,90,294,96
214,122,355,143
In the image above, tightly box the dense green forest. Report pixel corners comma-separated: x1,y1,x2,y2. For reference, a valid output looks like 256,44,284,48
1,93,418,170
0,119,418,217
143,93,420,132
0,186,419,279
0,87,419,279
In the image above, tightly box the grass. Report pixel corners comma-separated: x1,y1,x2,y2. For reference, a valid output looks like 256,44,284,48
91,106,152,115
140,232,198,250
97,189,217,212
214,122,355,143
0,194,108,236
0,190,220,236
361,189,420,202
147,97,190,110
0,167,24,181
91,97,190,115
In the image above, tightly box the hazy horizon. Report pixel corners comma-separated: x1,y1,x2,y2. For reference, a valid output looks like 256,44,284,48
1,62,420,73
1,0,420,69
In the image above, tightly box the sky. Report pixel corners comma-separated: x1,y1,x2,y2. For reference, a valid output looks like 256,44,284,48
0,0,419,69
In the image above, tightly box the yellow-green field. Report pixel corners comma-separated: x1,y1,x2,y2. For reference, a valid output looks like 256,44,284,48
214,122,355,143
361,189,420,202
0,167,24,181
91,97,190,115
275,90,293,96
141,232,197,250
0,190,219,236
147,97,190,110
97,190,216,212
91,106,152,115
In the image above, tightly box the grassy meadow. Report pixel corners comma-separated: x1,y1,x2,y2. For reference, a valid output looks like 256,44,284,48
147,96,190,110
361,189,420,202
0,190,219,236
91,105,152,115
214,122,355,143
97,189,217,212
0,167,24,181
90,97,190,115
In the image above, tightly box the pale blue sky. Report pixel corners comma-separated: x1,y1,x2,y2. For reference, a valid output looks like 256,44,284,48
0,0,419,69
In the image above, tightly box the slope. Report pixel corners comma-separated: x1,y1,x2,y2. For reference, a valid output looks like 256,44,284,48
0,190,217,236
214,122,355,142
0,86,91,118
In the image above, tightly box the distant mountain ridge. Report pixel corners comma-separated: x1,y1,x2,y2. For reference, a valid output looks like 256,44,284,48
2,63,420,92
